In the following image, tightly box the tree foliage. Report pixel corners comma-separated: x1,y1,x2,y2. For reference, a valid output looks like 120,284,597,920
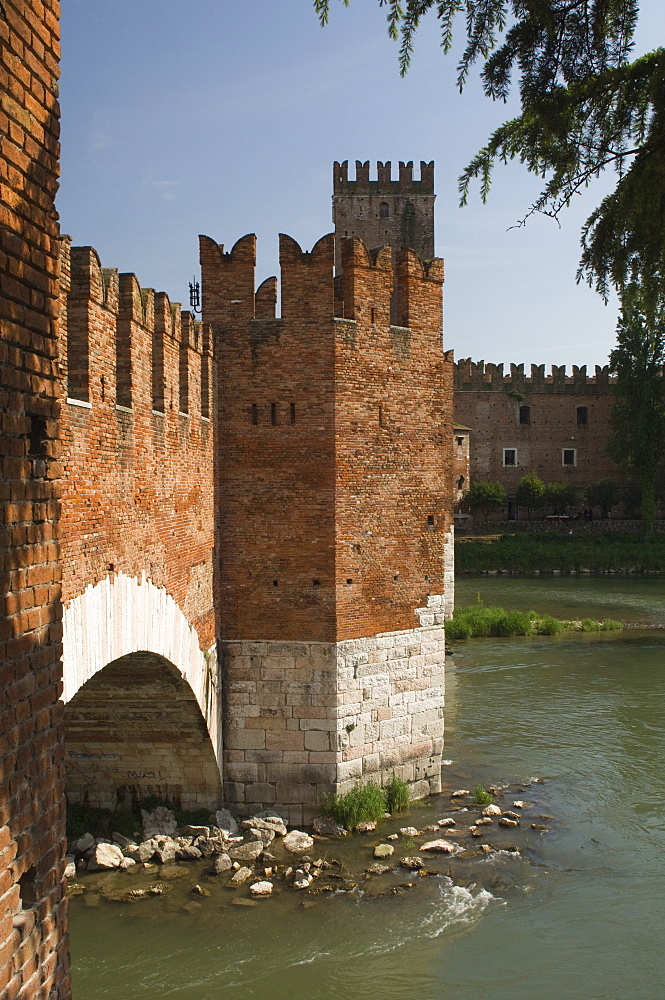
608,287,665,530
314,1,665,301
586,479,621,513
465,479,507,520
516,472,545,518
543,481,578,511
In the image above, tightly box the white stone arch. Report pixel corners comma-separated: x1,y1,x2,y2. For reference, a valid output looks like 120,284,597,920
62,573,221,773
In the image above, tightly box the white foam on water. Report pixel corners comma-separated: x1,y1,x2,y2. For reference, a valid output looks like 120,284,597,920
419,879,500,939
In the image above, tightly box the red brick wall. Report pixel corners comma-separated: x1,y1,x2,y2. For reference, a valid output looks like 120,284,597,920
454,360,619,512
0,1,71,997
58,240,216,649
334,239,452,640
201,232,453,644
201,233,337,642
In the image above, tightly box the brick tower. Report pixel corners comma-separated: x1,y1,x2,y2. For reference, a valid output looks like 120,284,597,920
201,224,454,825
332,160,435,270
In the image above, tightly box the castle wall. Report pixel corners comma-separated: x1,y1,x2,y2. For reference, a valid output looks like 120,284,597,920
58,239,216,650
454,360,619,512
202,232,452,821
0,2,71,997
333,160,435,273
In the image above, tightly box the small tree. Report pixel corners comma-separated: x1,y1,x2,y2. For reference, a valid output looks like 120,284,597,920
543,482,578,514
608,288,665,533
465,481,507,522
516,473,545,520
587,480,621,518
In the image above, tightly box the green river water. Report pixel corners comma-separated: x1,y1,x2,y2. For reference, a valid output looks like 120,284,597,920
69,577,665,1000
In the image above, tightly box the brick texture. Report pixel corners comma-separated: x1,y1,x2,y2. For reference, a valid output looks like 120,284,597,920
0,1,71,996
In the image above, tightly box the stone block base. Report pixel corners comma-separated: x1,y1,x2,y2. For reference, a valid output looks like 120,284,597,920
221,610,445,824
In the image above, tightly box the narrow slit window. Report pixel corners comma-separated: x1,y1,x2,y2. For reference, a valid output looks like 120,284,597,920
271,402,277,426
427,515,435,527
290,403,296,425
577,406,588,425
251,403,258,425
312,579,321,587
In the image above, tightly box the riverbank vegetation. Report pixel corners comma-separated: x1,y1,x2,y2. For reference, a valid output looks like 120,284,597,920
324,774,411,830
456,532,665,574
447,599,621,640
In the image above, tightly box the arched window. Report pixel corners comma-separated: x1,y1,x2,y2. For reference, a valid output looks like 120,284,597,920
519,405,531,424
577,406,588,425
457,475,465,490
379,202,389,218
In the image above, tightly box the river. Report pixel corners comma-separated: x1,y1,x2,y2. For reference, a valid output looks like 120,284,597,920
69,577,665,1000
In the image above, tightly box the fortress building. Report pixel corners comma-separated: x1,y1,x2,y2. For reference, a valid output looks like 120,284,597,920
454,360,619,518
201,230,453,819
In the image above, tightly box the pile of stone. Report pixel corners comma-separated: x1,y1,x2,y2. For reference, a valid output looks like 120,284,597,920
65,806,321,887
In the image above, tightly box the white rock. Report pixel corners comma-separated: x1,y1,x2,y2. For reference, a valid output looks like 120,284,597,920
482,804,502,817
399,827,419,837
421,839,456,853
498,817,519,828
293,878,310,890
229,866,253,886
250,881,273,896
141,807,177,839
64,857,76,878
373,844,394,859
73,833,94,854
311,816,347,837
283,831,314,854
87,843,124,870
120,857,136,870
451,789,469,798
215,809,239,837
438,818,456,827
513,800,525,809
355,821,377,832
229,840,264,862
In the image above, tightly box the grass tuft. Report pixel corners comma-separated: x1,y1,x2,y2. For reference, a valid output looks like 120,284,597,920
323,781,387,830
385,773,410,813
473,784,493,806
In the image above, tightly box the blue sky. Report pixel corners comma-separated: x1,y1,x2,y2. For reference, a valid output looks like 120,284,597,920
58,1,661,369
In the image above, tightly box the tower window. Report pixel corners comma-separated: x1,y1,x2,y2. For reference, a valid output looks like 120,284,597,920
519,405,531,424
503,448,517,467
251,403,258,425
427,515,435,527
577,406,588,425
271,402,277,426
562,448,577,466
379,202,389,219
457,476,465,489
290,403,296,425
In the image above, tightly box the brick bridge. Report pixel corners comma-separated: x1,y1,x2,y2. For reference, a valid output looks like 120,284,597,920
58,240,222,813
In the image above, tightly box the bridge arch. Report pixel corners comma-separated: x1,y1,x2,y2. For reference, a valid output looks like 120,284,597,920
62,573,222,811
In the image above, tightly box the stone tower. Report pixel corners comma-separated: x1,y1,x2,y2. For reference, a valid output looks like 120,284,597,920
200,229,453,826
332,160,436,269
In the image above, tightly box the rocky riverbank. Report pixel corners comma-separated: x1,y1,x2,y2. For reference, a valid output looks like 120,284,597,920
67,780,553,907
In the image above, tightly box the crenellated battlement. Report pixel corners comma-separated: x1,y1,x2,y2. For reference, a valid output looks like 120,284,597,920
454,357,616,393
200,232,443,338
333,159,435,192
59,237,213,418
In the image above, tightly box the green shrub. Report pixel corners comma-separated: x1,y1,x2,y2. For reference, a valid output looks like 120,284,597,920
385,773,410,812
323,780,387,830
537,615,565,635
473,784,493,806
581,618,602,631
494,609,533,636
602,619,622,630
